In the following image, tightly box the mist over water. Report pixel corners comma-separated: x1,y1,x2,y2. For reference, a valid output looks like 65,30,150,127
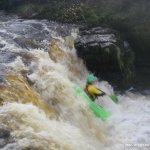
0,12,150,150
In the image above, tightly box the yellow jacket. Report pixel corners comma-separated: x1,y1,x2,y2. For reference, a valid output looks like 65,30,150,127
85,84,104,100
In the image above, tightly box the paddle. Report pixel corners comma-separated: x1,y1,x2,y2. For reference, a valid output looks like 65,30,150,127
98,89,118,103
109,94,118,103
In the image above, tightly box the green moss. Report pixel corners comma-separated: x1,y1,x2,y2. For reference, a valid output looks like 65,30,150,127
115,47,124,71
104,48,110,54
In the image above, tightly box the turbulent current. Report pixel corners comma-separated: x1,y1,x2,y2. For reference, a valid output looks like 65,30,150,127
0,12,150,150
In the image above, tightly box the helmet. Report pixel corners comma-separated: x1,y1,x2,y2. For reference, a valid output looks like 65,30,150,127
86,74,97,83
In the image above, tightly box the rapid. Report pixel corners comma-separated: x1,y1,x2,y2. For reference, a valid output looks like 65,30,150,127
0,12,150,150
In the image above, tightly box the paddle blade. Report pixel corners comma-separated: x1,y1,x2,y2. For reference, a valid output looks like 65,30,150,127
110,94,118,103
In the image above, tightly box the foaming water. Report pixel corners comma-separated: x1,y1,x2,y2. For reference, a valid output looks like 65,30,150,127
103,93,150,150
25,45,105,142
0,12,150,150
0,103,102,150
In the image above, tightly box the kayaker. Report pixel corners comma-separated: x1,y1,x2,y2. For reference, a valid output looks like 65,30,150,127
84,74,106,101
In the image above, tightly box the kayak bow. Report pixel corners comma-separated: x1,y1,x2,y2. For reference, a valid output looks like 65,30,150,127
73,85,109,120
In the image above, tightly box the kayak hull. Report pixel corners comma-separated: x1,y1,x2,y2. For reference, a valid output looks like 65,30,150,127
74,86,109,120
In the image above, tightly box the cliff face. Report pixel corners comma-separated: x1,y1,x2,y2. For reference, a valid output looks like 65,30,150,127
75,26,134,87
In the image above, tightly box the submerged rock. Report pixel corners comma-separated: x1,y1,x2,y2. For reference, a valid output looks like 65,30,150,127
64,36,74,49
48,38,87,82
0,127,14,149
48,39,65,62
0,129,10,139
75,26,135,87
14,37,41,49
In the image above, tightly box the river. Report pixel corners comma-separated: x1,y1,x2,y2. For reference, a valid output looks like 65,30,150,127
0,12,150,150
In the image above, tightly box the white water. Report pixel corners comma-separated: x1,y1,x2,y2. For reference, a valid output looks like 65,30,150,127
0,13,150,150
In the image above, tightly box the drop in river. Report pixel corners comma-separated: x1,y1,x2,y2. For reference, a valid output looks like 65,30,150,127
0,12,150,150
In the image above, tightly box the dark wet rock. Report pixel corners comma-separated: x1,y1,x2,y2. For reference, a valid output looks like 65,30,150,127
75,27,135,87
0,129,10,139
75,27,117,48
0,128,14,149
14,37,41,49
0,43,5,48
0,64,6,84
0,51,17,63
19,52,38,66
0,65,7,83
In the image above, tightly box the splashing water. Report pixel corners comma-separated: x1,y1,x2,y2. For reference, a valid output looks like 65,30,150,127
0,12,150,150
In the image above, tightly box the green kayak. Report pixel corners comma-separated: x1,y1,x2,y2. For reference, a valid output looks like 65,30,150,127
73,85,109,120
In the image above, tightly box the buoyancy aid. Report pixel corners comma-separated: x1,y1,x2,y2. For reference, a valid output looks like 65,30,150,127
84,83,105,100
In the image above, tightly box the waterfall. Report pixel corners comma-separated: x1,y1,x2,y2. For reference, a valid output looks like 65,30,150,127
0,12,150,150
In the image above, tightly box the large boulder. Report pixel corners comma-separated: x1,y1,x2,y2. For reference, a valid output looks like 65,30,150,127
75,27,135,87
